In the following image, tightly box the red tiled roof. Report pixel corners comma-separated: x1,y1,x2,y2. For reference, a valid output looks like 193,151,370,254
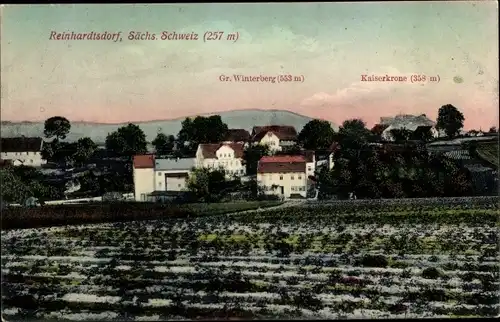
0,137,43,153
251,125,297,142
133,154,155,168
258,155,306,173
224,129,251,142
258,161,306,174
199,143,244,159
260,155,306,163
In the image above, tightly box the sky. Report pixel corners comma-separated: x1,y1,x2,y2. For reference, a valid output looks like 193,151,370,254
1,2,498,130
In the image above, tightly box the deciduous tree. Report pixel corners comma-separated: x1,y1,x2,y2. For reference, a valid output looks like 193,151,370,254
177,115,229,152
243,144,270,175
43,116,71,141
152,133,175,155
436,104,465,138
105,123,147,157
298,119,335,150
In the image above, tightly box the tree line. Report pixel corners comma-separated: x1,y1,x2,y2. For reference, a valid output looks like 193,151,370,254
1,103,493,204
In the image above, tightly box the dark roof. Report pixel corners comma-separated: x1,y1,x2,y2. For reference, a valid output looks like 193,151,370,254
258,161,306,174
164,172,189,178
198,143,244,159
258,155,306,173
260,155,306,163
224,129,251,142
133,154,155,168
0,137,43,153
251,125,297,142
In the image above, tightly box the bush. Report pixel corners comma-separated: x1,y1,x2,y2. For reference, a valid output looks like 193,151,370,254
421,267,442,279
359,254,389,268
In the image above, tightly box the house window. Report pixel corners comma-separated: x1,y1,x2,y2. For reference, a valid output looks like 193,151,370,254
159,182,162,187
178,184,181,188
291,175,294,180
298,175,302,180
291,187,296,191
279,175,283,180
141,193,146,201
308,166,312,171
158,172,162,176
299,186,305,191
30,159,33,163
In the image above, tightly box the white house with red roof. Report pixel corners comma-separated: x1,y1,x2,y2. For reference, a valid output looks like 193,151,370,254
133,155,155,201
195,143,246,177
132,154,195,201
257,155,307,199
251,126,298,152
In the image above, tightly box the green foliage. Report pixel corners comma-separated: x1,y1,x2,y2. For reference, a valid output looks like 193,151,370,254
277,144,303,155
177,115,229,153
411,126,434,142
43,116,71,140
243,144,270,175
187,167,229,202
42,137,97,167
318,143,474,199
73,137,97,166
0,167,64,203
0,168,31,203
298,119,335,150
336,119,374,149
436,104,465,138
105,123,147,157
390,128,413,142
152,133,175,155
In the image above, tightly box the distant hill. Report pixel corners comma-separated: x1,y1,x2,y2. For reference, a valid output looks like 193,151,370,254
0,109,337,144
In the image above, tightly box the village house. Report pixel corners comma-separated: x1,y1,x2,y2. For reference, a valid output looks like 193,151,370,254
195,143,246,177
302,150,316,177
257,155,307,199
154,157,195,192
0,137,47,167
133,154,196,202
223,129,251,144
250,125,297,152
374,114,440,142
133,154,155,202
315,142,338,174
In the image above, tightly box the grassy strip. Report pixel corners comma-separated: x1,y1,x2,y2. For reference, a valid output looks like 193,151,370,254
178,201,283,216
0,201,283,231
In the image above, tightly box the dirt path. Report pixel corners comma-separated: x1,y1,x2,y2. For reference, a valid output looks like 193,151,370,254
227,200,306,216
